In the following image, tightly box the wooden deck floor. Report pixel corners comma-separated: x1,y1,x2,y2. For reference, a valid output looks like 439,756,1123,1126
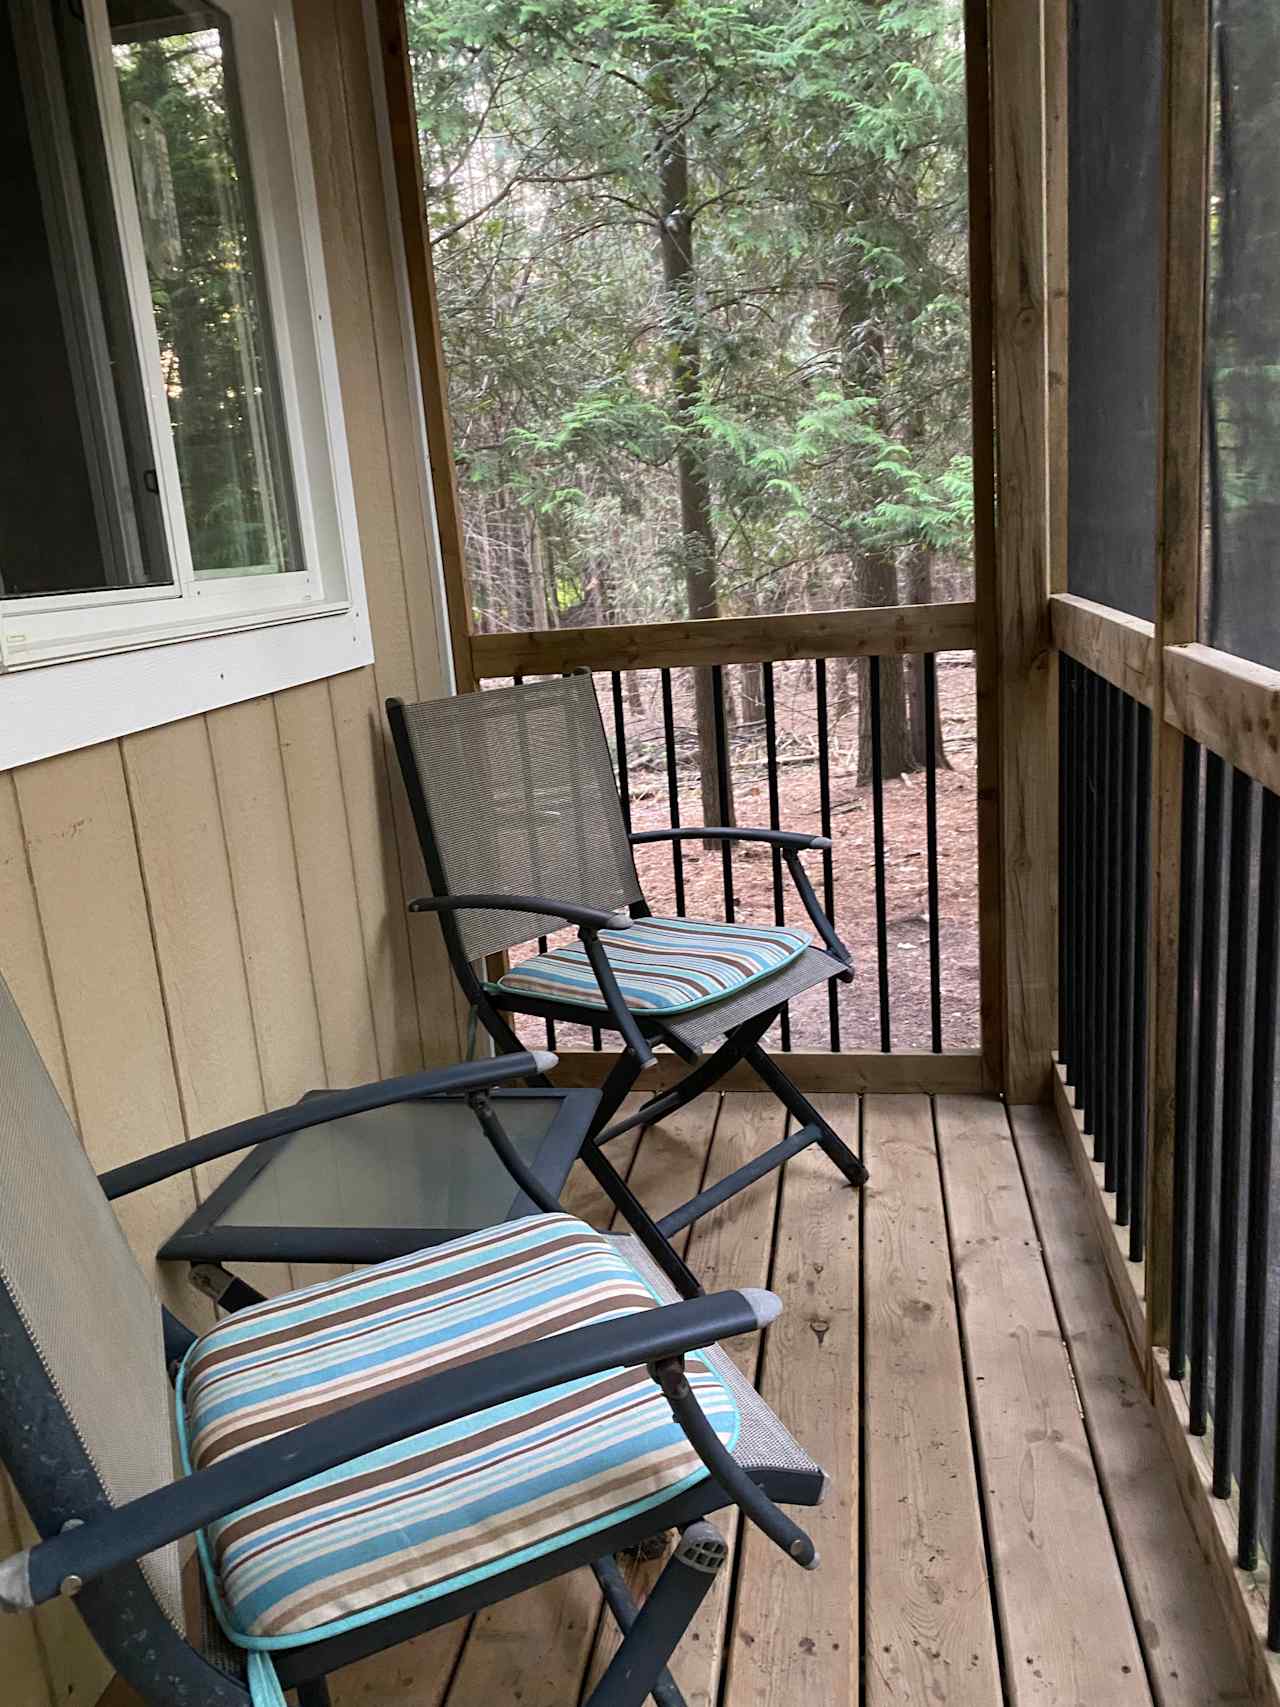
328,1094,1251,1707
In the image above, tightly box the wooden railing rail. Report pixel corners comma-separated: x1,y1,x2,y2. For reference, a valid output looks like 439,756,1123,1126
1163,643,1280,799
1049,593,1155,707
468,600,978,680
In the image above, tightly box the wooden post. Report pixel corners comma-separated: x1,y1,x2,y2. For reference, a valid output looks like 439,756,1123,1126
1145,0,1211,1350
373,0,477,692
989,0,1056,1102
964,0,1006,1095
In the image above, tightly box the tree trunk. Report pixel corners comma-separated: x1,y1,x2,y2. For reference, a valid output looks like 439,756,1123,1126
855,549,915,785
903,546,950,769
656,116,734,832
739,662,765,726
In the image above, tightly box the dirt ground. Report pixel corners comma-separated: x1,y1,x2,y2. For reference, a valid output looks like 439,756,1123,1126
508,655,979,1055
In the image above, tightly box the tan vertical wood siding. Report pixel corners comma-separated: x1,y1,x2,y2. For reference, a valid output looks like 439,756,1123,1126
0,4,461,1699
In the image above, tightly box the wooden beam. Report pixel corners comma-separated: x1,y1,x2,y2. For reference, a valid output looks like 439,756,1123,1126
549,1047,990,1097
1146,0,1212,1351
964,0,1006,1097
990,0,1056,1102
1049,592,1156,706
468,601,978,679
373,0,476,692
1164,642,1280,796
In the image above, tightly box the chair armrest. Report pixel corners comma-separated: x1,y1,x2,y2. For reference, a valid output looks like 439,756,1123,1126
6,1290,782,1609
98,1053,558,1202
629,826,833,853
409,893,634,932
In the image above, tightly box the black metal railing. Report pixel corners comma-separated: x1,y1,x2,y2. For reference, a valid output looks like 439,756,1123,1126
1166,737,1280,1625
1058,656,1153,1259
496,652,975,1055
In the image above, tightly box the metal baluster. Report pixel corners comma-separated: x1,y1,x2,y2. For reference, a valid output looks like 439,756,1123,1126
1190,750,1228,1436
1169,738,1203,1379
868,655,890,1053
1129,705,1152,1261
816,659,840,1051
711,666,734,922
1240,789,1279,1568
763,663,791,1051
1071,659,1088,1093
925,653,943,1053
1212,767,1252,1496
660,669,686,916
1104,683,1121,1176
1115,692,1137,1225
1082,669,1100,1136
611,672,632,831
1059,656,1073,1078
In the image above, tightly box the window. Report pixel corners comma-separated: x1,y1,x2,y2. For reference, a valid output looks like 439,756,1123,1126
0,0,365,677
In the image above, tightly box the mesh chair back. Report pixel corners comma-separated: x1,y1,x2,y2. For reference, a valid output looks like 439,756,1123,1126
394,676,643,961
0,974,183,1627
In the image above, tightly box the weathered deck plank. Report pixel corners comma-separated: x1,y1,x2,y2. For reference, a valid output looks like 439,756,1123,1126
723,1095,860,1707
1010,1103,1252,1707
935,1094,1151,1705
863,1094,1002,1704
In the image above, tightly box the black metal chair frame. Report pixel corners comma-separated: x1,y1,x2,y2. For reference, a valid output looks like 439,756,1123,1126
0,1043,824,1707
388,682,868,1304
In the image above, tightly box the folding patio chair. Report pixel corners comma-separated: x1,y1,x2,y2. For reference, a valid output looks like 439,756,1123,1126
388,675,868,1303
0,972,826,1707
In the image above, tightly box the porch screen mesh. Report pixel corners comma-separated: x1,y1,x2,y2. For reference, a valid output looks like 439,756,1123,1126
1206,0,1280,669
1066,0,1162,619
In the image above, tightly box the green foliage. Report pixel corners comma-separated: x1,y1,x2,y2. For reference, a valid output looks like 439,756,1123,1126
405,0,972,629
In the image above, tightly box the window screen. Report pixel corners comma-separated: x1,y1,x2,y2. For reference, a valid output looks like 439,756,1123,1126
1066,0,1163,620
1205,0,1280,670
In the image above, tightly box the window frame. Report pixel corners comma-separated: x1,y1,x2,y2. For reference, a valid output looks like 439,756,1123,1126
0,0,370,727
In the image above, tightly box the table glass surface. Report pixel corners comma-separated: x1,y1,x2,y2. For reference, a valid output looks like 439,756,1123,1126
214,1097,560,1231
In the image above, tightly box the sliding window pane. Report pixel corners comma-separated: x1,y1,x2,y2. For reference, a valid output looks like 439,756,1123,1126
108,0,302,581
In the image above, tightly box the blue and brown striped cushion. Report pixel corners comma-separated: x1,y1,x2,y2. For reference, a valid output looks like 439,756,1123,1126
179,1215,738,1647
494,914,811,1015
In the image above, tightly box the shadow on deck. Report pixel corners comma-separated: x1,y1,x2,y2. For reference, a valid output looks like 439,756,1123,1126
326,1093,1249,1707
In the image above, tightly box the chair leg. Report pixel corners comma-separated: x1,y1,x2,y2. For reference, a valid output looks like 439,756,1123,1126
743,1042,868,1186
602,1009,777,1142
584,1523,726,1707
592,1552,686,1707
581,1138,704,1299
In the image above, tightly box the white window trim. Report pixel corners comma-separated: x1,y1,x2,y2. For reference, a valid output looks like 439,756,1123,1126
0,0,372,770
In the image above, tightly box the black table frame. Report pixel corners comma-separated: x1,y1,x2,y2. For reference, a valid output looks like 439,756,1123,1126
158,1087,598,1267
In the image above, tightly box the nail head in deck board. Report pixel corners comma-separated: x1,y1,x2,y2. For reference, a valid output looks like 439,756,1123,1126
934,1094,1150,1704
862,1094,1001,1705
1010,1103,1251,1707
725,1097,859,1707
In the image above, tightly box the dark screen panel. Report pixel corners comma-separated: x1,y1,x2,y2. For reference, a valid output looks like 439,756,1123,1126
1066,0,1162,620
1206,0,1280,669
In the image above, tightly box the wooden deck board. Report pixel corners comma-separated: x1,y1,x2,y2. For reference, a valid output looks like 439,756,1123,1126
316,1092,1247,1707
724,1095,860,1707
935,1094,1151,1705
1010,1103,1252,1707
862,1094,1002,1705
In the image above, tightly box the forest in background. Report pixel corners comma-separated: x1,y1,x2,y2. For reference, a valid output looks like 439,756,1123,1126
403,0,980,1047
406,0,973,785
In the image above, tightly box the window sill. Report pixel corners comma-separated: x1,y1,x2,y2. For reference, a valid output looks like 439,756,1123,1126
0,598,374,771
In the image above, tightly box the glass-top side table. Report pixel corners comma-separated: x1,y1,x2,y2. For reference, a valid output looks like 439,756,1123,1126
158,1087,598,1269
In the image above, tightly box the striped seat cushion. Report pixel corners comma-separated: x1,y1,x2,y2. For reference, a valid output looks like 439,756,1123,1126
179,1214,737,1648
494,914,812,1015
